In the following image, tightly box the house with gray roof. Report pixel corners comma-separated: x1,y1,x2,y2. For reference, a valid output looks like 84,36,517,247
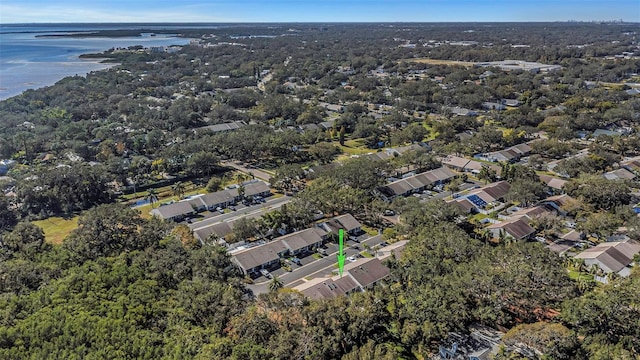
279,228,326,256
193,222,234,242
200,190,237,210
231,240,289,276
377,166,456,200
150,201,196,221
196,121,245,134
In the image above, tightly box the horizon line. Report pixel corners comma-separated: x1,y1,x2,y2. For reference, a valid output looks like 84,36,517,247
1,20,637,25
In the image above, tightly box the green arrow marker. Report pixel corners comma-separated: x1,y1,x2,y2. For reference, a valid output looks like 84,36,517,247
337,228,345,277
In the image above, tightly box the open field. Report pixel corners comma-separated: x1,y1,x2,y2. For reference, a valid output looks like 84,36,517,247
33,216,79,245
408,58,476,67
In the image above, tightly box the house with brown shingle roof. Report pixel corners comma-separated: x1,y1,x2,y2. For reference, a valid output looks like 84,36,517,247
449,180,511,213
574,240,640,280
293,257,390,300
539,174,567,193
320,214,363,236
486,216,536,241
603,168,636,181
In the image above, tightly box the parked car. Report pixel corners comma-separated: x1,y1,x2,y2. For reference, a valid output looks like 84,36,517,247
228,205,236,211
383,209,395,216
347,256,357,263
291,257,302,265
260,269,272,279
216,207,224,214
317,248,328,256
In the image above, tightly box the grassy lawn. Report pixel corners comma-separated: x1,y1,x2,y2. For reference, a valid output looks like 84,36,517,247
361,225,379,236
408,58,476,67
33,216,79,245
567,270,594,282
471,213,489,222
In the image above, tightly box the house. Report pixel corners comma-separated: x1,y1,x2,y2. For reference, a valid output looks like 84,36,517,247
231,240,289,276
442,155,472,171
479,143,531,163
541,194,578,216
446,106,478,117
377,167,456,200
603,168,636,181
242,181,272,198
621,156,640,173
482,102,506,111
278,228,326,256
320,214,363,236
292,276,360,300
502,99,521,107
442,155,501,176
592,129,620,138
449,181,511,213
539,175,567,193
196,121,245,134
200,190,236,210
486,216,536,241
150,201,196,221
231,227,328,276
193,222,234,242
293,257,390,300
508,205,550,220
574,240,640,280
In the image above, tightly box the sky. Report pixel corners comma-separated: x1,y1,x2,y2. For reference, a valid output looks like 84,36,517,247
1,0,638,23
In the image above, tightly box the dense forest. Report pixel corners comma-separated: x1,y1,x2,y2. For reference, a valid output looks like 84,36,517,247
1,23,640,359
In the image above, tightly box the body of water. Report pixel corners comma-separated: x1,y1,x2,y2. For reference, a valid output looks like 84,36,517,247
0,24,194,100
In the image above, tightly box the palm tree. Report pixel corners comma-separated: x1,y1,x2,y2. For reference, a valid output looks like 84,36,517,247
172,181,186,199
606,271,619,284
269,275,283,292
478,165,497,184
145,189,159,208
237,184,246,202
234,172,249,185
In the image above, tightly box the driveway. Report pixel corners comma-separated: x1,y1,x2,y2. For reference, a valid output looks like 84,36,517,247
187,196,291,230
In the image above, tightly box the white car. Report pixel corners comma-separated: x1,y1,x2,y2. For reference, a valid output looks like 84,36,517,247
260,269,272,279
347,256,357,263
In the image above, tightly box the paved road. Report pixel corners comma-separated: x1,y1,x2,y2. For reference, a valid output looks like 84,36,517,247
188,196,291,230
222,161,273,181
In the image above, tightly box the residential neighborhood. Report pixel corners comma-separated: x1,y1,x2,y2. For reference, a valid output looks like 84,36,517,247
1,19,639,360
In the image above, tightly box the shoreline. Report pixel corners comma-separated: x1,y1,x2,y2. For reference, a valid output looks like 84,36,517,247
0,57,117,101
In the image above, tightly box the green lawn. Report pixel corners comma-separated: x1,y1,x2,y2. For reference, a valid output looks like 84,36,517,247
567,270,594,282
361,225,379,236
33,216,79,245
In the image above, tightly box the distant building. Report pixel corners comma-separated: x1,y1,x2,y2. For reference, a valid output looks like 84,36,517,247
475,60,561,73
196,121,246,134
